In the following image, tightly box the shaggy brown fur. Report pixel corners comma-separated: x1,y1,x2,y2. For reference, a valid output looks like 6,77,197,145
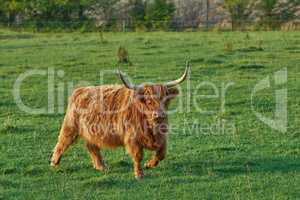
50,84,179,179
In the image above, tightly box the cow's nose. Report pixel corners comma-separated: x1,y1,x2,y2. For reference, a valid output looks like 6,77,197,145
153,111,166,119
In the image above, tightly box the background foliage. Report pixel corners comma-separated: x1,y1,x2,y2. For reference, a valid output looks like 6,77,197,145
0,0,299,31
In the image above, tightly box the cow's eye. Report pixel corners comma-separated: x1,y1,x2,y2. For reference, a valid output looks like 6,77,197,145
146,100,152,106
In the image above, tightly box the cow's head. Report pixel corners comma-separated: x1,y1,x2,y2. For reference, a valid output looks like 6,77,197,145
118,61,190,126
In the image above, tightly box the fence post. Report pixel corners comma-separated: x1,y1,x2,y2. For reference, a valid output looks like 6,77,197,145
206,0,210,30
122,20,126,32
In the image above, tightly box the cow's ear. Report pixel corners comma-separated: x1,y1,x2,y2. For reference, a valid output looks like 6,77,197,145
134,87,145,100
167,87,179,99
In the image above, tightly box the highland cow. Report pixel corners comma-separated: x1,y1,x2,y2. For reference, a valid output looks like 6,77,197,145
50,62,190,179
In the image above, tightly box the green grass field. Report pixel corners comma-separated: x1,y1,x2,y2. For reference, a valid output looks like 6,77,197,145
0,30,300,199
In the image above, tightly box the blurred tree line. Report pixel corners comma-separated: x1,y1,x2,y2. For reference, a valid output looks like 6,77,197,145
0,0,299,31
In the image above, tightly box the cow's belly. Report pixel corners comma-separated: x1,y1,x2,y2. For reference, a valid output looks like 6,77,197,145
79,121,124,149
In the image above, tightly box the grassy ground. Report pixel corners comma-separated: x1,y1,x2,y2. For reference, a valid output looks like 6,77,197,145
0,30,300,199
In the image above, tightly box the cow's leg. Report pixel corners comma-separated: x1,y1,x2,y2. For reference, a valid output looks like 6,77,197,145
125,141,144,179
145,142,166,169
50,122,78,167
86,143,106,171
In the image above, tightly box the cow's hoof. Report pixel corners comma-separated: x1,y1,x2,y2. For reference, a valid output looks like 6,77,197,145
95,166,106,172
144,160,156,169
50,162,58,168
135,172,144,180
50,163,60,172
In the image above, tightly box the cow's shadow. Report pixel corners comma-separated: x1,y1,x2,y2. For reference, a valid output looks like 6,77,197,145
164,156,300,179
60,151,300,188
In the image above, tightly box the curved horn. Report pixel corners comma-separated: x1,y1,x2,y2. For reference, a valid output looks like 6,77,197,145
165,61,190,88
118,69,137,90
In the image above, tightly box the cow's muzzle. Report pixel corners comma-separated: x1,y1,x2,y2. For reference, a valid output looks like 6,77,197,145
152,111,167,121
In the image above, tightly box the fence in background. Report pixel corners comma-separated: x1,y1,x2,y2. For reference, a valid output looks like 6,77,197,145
0,18,300,32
